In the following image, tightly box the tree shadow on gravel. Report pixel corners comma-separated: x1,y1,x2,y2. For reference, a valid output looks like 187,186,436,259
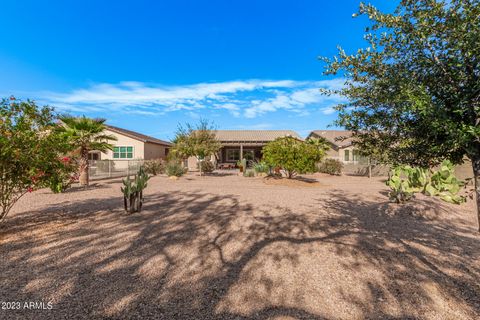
0,188,479,319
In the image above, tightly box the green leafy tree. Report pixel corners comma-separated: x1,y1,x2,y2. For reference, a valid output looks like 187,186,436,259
306,136,331,153
0,98,71,223
321,1,480,230
171,119,221,175
57,116,117,186
263,136,327,178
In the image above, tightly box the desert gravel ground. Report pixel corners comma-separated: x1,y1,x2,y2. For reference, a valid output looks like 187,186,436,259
1,172,479,319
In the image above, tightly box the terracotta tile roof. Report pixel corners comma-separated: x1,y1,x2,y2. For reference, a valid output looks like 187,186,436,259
308,130,354,148
105,125,172,146
214,130,301,142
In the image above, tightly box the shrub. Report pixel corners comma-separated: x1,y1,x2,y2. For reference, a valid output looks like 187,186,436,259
198,160,215,173
244,169,255,177
166,160,185,177
143,159,165,175
48,156,79,193
253,161,269,174
263,136,326,178
317,159,343,175
0,98,74,221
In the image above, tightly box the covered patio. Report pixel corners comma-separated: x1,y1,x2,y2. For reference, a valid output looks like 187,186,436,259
187,130,302,171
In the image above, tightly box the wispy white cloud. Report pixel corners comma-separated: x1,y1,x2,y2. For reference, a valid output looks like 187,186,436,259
320,106,337,115
37,78,346,118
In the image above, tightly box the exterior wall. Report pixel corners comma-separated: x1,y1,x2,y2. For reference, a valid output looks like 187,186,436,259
93,129,170,161
343,164,390,176
324,146,366,164
325,147,339,160
144,142,169,160
101,129,145,160
187,156,199,171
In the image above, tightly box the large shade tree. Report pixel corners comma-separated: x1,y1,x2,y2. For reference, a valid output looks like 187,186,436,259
0,98,71,223
321,0,480,230
171,119,221,175
57,116,117,186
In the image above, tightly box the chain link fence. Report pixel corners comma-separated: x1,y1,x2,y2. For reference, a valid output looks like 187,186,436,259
89,160,144,180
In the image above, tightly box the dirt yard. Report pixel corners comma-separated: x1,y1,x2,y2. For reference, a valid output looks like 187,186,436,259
1,172,479,319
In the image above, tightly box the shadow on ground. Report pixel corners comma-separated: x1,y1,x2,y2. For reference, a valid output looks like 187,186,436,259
1,188,479,319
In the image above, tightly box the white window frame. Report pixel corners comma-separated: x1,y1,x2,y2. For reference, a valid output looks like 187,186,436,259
113,146,134,159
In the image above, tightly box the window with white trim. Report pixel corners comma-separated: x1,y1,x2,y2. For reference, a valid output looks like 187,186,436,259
113,146,134,159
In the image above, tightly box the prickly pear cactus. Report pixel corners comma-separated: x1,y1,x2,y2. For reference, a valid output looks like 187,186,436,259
386,166,422,203
424,161,465,204
387,160,465,204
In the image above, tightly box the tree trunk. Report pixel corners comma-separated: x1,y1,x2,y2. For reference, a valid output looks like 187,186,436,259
472,156,480,232
367,158,372,178
79,149,89,186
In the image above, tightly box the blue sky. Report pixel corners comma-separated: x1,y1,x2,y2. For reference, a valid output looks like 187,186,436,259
0,0,397,139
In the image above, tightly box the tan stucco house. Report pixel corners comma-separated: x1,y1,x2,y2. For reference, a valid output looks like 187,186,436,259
187,130,301,170
307,130,368,164
89,125,172,161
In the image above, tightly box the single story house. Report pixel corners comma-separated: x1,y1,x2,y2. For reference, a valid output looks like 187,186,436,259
187,130,301,170
307,130,368,164
89,125,172,161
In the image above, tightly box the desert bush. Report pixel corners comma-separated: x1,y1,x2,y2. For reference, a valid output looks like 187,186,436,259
198,160,215,173
263,136,326,178
387,160,465,204
317,159,343,175
144,159,165,175
253,161,269,174
166,160,185,177
0,98,77,221
244,169,255,177
48,156,79,193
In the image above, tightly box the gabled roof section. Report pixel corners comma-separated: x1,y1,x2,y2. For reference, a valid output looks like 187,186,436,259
105,125,172,146
214,130,301,142
308,130,353,148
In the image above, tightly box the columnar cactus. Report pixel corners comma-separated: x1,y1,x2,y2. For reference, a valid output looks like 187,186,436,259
121,167,150,213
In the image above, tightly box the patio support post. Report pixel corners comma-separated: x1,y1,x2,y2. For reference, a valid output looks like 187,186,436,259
240,144,243,160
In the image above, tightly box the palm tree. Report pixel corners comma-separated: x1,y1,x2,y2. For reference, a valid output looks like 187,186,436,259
58,116,117,186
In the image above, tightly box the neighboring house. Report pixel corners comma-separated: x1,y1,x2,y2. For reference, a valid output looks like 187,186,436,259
89,125,172,161
187,130,301,170
307,130,367,164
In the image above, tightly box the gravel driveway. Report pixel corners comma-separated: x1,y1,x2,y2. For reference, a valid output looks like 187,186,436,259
1,172,479,319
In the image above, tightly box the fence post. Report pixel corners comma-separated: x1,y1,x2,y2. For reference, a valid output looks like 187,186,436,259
109,160,112,178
